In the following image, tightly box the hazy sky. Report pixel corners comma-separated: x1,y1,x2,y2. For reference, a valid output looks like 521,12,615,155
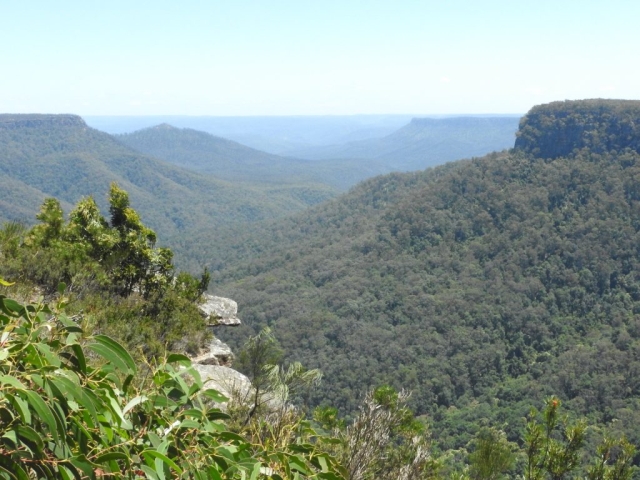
2,1,638,116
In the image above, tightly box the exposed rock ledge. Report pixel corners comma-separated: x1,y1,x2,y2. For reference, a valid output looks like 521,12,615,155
189,294,251,408
192,364,253,407
191,338,235,366
198,294,241,326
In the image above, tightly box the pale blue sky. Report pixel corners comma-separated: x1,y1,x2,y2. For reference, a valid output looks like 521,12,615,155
1,1,638,115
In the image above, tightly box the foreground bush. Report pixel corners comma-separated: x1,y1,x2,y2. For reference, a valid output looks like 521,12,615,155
0,284,346,479
0,184,210,358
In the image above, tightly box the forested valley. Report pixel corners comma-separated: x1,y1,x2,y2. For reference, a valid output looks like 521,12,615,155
1,99,640,478
210,99,640,454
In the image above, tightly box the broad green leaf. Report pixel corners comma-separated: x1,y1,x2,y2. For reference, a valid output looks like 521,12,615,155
142,450,183,476
2,430,17,447
0,278,14,287
205,466,223,480
122,373,134,393
35,343,61,367
0,375,26,390
206,410,231,421
169,370,191,398
0,298,23,316
288,455,310,475
202,388,228,403
249,462,261,480
209,454,231,471
69,416,95,451
58,317,83,334
178,419,200,429
166,353,191,366
217,431,248,443
147,431,162,449
94,451,131,471
107,394,132,430
69,344,87,373
156,439,169,455
89,335,136,374
140,465,160,480
101,422,114,443
21,389,59,442
10,462,30,480
69,455,95,479
69,383,100,425
216,446,238,462
6,394,31,425
154,458,166,480
149,394,173,409
317,455,330,473
123,395,148,414
24,344,45,368
178,408,204,419
15,425,44,452
57,465,76,480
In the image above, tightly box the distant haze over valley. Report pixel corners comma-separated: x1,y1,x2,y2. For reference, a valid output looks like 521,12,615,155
0,111,520,270
85,114,521,156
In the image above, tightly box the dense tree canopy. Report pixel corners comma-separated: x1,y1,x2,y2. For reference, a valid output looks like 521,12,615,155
212,142,640,450
515,99,640,159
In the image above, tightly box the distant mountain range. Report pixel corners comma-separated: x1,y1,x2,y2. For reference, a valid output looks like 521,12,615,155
287,116,520,170
115,124,389,190
115,116,521,185
85,115,416,154
85,114,521,162
0,114,338,264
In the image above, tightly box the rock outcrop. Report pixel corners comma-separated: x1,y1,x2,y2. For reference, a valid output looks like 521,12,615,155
198,294,241,326
191,337,235,366
191,364,253,406
190,295,251,408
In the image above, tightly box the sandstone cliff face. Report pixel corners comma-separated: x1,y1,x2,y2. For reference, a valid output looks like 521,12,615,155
515,99,640,159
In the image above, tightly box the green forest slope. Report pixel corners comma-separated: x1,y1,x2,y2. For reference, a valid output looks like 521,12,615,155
515,99,640,158
210,100,640,449
116,124,390,191
0,115,339,263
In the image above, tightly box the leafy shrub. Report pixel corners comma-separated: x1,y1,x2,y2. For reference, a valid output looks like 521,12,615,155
0,284,347,479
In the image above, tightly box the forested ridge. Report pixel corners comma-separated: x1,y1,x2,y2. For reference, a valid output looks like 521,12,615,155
0,114,339,267
116,124,388,191
515,99,640,159
209,100,640,451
